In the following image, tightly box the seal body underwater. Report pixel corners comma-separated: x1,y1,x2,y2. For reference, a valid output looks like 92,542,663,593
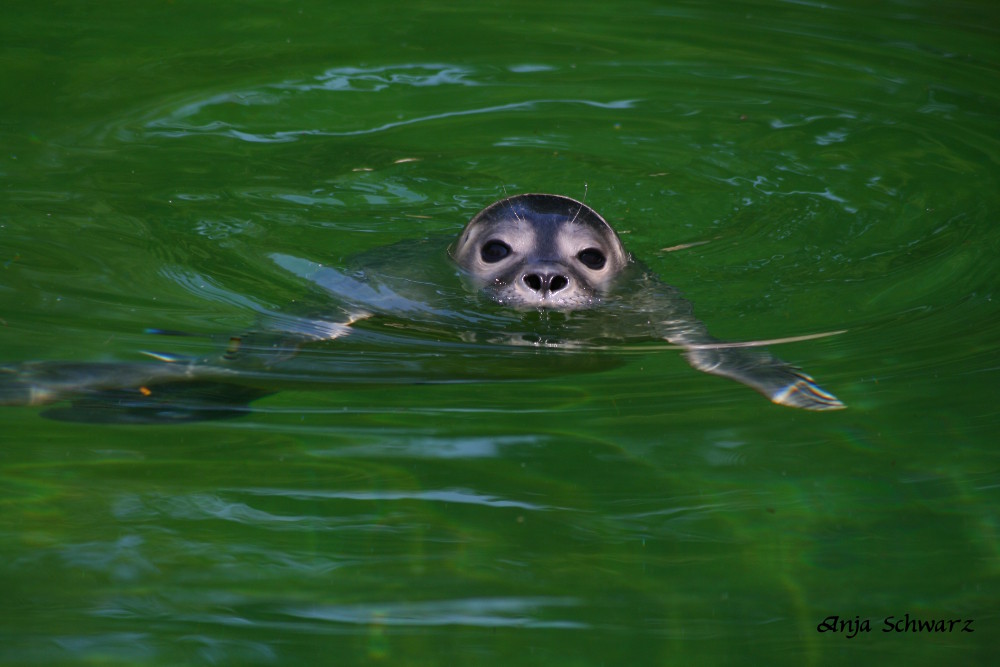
0,193,843,421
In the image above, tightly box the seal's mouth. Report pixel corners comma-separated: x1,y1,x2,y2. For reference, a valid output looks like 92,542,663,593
482,284,599,312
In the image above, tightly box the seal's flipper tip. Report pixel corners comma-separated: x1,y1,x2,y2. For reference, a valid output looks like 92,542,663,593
0,369,54,406
769,375,846,411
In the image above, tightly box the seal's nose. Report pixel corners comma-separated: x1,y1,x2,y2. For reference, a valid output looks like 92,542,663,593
522,272,570,294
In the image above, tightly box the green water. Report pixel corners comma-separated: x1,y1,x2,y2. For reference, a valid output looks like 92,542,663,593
2,0,999,664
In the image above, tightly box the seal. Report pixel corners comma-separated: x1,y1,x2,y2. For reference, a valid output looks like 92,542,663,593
0,193,844,420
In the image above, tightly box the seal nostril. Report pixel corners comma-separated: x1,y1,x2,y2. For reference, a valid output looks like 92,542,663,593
523,273,569,294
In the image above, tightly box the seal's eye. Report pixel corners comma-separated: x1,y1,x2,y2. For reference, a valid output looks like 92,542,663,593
481,240,511,263
577,248,606,270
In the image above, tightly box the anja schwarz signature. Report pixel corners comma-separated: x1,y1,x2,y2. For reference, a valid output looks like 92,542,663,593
818,614,975,639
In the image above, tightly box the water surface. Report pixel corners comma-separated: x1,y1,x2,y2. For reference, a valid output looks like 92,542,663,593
2,1,998,665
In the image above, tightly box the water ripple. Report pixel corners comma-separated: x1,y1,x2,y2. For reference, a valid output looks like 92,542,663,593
279,63,486,92
281,596,585,629
146,98,638,143
240,487,553,511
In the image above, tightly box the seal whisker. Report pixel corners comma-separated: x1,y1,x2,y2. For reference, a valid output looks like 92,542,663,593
569,183,588,225
501,186,526,225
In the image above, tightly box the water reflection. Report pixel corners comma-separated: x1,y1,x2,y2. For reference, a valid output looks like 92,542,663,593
282,596,585,629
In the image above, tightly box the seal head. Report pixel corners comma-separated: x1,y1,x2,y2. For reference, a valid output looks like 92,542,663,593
451,194,630,310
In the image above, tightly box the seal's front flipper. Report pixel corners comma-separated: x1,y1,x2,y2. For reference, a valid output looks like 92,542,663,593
214,310,374,369
683,347,845,411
